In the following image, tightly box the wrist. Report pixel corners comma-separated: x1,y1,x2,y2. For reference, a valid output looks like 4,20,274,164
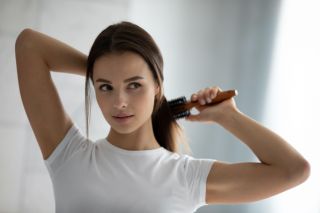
215,107,242,127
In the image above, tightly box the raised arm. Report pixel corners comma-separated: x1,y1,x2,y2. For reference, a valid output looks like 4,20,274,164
185,86,310,204
15,29,87,160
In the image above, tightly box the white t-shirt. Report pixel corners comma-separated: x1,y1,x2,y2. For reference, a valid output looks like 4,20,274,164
44,123,216,213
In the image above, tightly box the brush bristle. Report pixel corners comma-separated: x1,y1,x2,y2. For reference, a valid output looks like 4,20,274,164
168,96,190,120
167,89,238,120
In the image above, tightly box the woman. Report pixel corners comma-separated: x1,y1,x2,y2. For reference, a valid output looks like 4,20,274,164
15,21,310,213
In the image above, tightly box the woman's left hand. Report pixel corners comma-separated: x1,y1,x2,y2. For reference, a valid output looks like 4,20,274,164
185,86,238,123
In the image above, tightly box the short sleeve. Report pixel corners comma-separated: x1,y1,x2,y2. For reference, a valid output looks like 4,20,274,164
183,155,216,210
44,123,88,177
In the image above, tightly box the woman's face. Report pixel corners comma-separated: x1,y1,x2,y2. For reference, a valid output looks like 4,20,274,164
92,51,160,134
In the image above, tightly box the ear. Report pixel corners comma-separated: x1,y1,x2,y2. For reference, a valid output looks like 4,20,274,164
154,84,160,96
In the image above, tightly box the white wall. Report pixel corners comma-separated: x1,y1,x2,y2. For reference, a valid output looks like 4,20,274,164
0,0,129,212
264,0,320,212
3,0,312,213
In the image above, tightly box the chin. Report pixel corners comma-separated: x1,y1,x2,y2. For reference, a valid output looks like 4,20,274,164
107,118,138,135
111,126,136,134
111,118,151,135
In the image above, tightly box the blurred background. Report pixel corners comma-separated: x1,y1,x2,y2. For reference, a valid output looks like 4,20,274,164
0,0,319,212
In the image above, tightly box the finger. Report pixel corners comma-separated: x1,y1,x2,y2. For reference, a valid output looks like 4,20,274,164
191,93,198,102
185,113,200,121
196,86,222,105
201,87,217,104
209,89,216,99
210,86,222,99
209,87,218,99
204,87,213,103
196,89,206,105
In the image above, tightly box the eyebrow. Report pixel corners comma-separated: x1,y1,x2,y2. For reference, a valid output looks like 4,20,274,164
95,76,144,84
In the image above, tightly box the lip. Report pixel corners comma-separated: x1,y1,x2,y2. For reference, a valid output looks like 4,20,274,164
114,113,133,118
112,115,134,124
114,114,132,118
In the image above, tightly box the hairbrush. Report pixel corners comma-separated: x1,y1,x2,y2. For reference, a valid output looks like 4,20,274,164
168,89,238,120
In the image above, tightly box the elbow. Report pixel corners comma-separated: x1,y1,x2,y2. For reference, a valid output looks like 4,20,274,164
15,28,35,52
300,159,311,182
287,158,311,186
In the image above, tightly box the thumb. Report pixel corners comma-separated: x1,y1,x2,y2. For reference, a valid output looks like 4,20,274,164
185,113,201,121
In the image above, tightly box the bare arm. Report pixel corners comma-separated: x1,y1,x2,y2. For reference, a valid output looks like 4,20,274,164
186,87,310,204
15,29,87,160
16,29,87,76
206,109,310,203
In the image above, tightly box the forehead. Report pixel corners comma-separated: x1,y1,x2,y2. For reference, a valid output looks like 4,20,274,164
93,52,153,81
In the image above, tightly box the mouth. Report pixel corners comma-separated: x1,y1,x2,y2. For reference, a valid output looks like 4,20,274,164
113,115,134,118
112,115,134,123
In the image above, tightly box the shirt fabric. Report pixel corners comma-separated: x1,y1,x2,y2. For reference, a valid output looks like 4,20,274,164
44,123,216,213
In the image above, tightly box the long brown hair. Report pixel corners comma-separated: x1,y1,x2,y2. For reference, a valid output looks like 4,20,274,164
85,21,191,155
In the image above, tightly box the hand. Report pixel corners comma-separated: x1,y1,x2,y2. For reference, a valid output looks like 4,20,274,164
185,86,238,123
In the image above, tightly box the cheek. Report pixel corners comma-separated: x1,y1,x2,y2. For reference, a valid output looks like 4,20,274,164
95,93,103,106
127,91,155,115
95,94,109,113
129,87,156,107
139,88,156,104
141,91,157,117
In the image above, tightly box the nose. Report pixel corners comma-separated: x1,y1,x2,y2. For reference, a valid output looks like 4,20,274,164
112,91,128,109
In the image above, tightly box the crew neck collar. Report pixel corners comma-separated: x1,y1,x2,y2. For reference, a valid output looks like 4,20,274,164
103,138,165,156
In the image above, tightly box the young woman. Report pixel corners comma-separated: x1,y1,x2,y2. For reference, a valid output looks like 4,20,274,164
15,22,310,213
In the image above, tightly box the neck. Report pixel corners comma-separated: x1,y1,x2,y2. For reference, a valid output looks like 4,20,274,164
106,118,160,151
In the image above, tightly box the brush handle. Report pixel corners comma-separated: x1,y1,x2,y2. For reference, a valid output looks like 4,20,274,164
187,89,238,110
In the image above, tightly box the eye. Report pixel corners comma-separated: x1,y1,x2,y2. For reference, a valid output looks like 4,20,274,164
98,83,141,92
129,82,141,89
99,84,112,91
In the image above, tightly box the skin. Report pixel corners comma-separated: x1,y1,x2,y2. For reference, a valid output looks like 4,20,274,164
92,52,161,151
186,87,310,204
16,29,310,205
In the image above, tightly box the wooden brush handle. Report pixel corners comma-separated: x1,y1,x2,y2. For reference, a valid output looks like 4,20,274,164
188,89,238,109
